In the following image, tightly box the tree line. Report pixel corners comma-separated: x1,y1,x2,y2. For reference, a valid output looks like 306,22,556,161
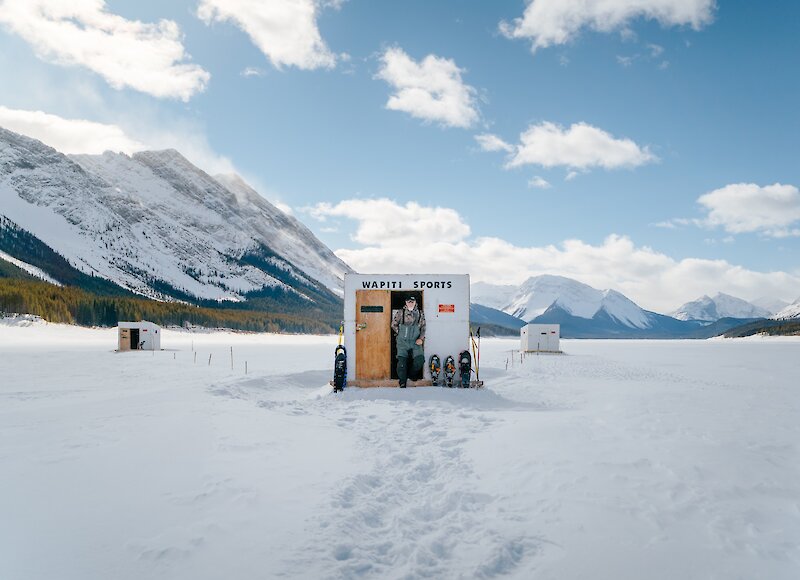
0,278,337,334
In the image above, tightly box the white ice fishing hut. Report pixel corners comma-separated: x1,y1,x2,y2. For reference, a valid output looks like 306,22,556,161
118,321,161,351
521,323,561,353
343,273,471,386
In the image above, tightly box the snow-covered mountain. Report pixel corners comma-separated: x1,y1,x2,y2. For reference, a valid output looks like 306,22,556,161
773,297,800,320
0,126,351,304
470,275,762,338
670,293,771,322
504,275,653,328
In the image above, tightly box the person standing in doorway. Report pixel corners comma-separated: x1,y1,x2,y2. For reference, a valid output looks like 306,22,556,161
391,295,426,388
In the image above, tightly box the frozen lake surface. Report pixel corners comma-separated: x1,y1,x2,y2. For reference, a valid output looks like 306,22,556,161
1,319,799,579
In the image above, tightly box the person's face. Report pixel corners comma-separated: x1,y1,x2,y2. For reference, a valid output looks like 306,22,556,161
405,299,416,310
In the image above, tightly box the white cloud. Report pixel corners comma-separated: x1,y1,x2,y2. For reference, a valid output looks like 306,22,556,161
505,121,656,170
377,47,479,129
617,55,636,67
528,176,552,189
241,66,265,78
698,183,800,237
310,197,800,312
306,198,471,246
0,1,209,100
198,0,337,70
647,43,665,57
652,217,694,229
0,105,145,154
475,133,513,153
500,0,717,53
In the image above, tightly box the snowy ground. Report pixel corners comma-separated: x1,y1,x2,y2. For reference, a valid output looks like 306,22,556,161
1,319,799,579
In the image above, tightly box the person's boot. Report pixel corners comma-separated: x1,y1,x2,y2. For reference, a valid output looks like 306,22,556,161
397,354,408,388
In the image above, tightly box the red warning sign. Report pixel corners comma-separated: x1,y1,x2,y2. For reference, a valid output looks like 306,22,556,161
438,304,455,313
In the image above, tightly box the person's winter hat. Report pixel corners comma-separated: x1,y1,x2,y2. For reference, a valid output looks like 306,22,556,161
405,296,416,302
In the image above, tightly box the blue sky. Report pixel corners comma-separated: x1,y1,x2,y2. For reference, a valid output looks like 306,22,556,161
0,0,798,312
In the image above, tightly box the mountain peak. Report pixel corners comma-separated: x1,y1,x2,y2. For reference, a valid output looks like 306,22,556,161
671,293,769,322
500,274,652,328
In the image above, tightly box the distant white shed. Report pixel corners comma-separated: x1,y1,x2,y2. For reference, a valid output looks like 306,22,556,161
521,323,561,353
118,321,161,351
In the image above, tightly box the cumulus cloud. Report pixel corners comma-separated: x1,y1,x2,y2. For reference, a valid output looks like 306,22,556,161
500,0,717,53
0,0,209,100
198,0,337,70
377,47,479,129
698,183,800,237
501,121,656,170
306,198,471,246
0,106,146,154
475,133,514,153
308,197,800,312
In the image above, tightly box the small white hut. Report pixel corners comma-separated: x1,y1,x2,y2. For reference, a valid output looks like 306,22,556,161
118,321,161,351
342,273,473,386
521,323,561,353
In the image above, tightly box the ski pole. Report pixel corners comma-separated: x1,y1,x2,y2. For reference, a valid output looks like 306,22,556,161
470,330,478,380
476,327,481,381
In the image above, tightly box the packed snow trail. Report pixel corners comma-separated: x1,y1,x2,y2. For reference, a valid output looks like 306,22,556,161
210,370,554,577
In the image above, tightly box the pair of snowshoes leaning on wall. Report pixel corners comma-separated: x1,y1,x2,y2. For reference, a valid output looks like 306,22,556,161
428,351,473,388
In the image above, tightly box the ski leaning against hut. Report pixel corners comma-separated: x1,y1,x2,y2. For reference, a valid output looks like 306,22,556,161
391,295,426,388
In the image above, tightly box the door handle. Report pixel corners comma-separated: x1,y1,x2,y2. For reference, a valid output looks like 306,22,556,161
356,322,367,331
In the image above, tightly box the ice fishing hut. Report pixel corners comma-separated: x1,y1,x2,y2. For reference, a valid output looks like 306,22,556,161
342,273,475,387
521,323,561,353
118,321,161,351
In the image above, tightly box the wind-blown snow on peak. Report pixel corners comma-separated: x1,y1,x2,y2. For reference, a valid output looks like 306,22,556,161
671,293,770,322
504,275,652,329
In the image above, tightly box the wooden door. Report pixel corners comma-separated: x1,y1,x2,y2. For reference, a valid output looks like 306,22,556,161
119,328,130,351
355,290,391,379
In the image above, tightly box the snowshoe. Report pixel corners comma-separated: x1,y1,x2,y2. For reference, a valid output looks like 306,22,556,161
443,355,456,388
333,345,347,392
429,354,441,386
459,350,472,388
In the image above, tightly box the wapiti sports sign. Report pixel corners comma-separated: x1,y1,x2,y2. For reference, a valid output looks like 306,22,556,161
358,279,455,289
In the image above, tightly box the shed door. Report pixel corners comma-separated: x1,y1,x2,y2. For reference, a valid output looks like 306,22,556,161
356,290,391,379
119,328,130,351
